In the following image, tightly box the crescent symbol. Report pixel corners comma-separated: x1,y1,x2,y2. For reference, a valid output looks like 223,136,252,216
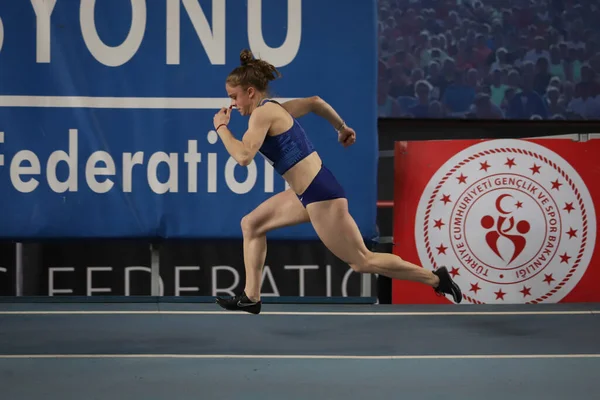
496,194,513,214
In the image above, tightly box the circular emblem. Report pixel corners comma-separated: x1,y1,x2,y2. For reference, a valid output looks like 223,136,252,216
415,139,596,304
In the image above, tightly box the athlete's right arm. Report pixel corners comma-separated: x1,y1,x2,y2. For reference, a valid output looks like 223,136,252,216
281,96,345,131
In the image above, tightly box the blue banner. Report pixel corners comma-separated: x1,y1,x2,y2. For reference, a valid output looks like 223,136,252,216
0,0,378,239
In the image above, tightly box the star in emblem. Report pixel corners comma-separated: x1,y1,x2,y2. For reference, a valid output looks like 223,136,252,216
551,179,562,190
436,244,448,255
564,202,575,213
440,194,452,205
530,164,541,175
433,219,445,230
559,252,571,264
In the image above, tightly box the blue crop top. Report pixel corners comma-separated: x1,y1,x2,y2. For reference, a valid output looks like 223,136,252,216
257,99,316,175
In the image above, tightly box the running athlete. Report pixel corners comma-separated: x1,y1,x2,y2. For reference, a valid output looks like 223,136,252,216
213,50,462,314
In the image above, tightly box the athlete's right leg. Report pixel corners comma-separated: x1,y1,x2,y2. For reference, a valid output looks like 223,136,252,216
216,188,309,313
240,188,309,301
305,198,463,303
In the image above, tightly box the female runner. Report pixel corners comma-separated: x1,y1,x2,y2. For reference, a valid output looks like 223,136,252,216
213,50,462,314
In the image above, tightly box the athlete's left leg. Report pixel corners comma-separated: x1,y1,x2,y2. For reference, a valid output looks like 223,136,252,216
306,198,462,303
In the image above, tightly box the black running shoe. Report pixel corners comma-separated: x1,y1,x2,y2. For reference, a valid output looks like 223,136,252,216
215,292,262,315
433,266,462,304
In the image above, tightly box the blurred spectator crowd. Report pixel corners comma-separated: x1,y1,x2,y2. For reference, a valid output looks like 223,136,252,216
378,0,600,120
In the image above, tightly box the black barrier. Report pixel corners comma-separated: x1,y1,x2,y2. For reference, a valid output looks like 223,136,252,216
377,119,600,149
159,241,364,298
16,240,369,299
20,241,150,297
0,242,16,296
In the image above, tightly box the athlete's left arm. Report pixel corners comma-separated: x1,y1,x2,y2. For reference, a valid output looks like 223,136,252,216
215,107,271,166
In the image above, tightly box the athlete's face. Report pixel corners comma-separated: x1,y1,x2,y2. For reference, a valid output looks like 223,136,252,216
226,83,258,116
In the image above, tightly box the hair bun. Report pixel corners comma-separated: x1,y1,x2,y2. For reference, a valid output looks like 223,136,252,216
240,49,254,66
226,49,281,91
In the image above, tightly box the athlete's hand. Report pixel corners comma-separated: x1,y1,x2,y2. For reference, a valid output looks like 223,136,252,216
213,107,231,130
338,125,356,148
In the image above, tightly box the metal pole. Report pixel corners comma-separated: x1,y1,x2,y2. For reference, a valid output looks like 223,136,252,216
360,272,372,297
15,242,23,296
150,244,160,297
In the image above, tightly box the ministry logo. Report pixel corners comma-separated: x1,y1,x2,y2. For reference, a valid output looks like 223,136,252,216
415,140,596,304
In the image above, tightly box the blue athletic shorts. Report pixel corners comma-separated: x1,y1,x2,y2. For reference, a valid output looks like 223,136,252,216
297,165,346,207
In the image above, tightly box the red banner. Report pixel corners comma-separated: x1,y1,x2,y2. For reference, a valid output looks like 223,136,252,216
392,138,599,304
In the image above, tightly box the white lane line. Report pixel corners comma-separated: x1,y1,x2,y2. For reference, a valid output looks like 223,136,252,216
0,354,599,360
